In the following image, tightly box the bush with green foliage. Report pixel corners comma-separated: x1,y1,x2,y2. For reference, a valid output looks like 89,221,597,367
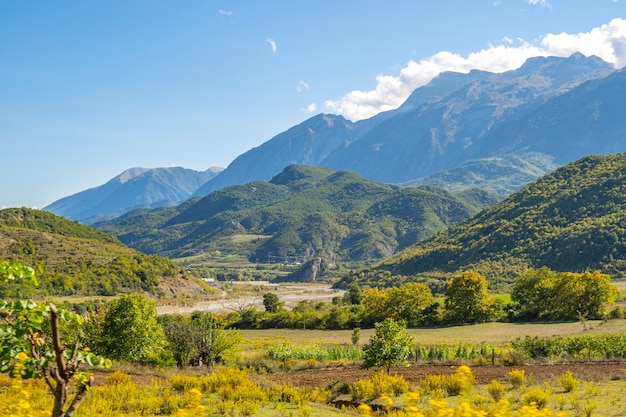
85,293,166,363
362,318,413,374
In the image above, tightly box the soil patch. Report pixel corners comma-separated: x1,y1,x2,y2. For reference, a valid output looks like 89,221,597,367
256,362,626,388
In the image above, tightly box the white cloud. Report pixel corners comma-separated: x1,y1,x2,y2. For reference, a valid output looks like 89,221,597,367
296,81,310,92
266,38,277,55
325,18,626,121
527,0,552,8
219,9,232,16
301,103,317,113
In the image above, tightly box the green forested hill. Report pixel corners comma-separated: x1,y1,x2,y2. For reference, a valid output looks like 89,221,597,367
372,153,626,286
0,207,200,297
98,165,499,271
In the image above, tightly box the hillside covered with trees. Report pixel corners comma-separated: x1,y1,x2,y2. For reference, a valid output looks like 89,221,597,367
364,153,626,288
0,207,202,297
97,165,499,275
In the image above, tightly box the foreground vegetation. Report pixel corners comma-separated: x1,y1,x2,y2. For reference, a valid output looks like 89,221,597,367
3,260,626,416
3,362,626,416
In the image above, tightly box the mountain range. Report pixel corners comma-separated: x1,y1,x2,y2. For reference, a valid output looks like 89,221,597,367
97,165,498,280
194,53,616,196
44,167,222,224
45,53,626,233
358,153,626,289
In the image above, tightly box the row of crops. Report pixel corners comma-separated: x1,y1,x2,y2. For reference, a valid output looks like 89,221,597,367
266,333,626,364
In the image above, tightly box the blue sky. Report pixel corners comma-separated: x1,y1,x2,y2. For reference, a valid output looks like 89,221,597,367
2,0,626,208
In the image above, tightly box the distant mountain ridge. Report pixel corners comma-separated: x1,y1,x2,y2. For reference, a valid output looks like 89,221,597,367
98,165,499,280
45,166,222,224
196,53,616,196
46,54,624,224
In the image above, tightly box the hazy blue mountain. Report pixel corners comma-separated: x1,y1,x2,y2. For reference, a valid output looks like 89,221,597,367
470,67,626,164
320,53,614,183
47,54,622,225
45,167,222,224
193,114,359,196
407,153,558,196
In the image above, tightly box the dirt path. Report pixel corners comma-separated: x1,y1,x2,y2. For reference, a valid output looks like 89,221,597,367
257,362,626,388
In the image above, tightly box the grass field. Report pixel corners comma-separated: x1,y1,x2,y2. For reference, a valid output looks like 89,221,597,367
239,319,626,348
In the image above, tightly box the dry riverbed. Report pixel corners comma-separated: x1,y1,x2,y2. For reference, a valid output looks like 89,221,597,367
156,282,343,315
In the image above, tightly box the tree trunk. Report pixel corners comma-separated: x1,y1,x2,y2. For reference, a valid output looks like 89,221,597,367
52,381,67,417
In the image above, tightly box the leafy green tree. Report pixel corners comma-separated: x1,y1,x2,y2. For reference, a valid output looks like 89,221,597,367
444,271,494,324
190,311,242,365
552,270,619,319
160,314,196,367
90,293,166,362
512,268,619,320
388,282,435,326
511,267,556,319
262,292,282,313
0,261,110,417
361,283,435,326
361,287,391,325
351,328,361,345
362,318,413,374
343,282,362,305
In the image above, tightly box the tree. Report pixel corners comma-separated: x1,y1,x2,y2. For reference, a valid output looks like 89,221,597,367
160,314,196,367
512,268,619,320
511,267,556,319
351,328,361,345
343,282,362,305
89,293,166,363
361,283,435,326
262,292,282,313
0,261,110,417
551,270,619,320
190,311,242,365
387,282,435,326
362,318,413,374
361,287,391,325
444,271,494,324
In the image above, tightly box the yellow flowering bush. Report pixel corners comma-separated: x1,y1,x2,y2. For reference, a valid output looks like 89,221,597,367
350,372,409,401
509,370,526,389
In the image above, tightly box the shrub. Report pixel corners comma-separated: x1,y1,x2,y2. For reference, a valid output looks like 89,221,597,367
168,375,202,392
418,367,473,398
486,380,507,401
370,372,410,398
559,370,579,393
419,375,446,398
350,372,409,401
521,387,551,408
509,369,526,389
106,371,133,386
455,365,474,392
350,379,375,402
